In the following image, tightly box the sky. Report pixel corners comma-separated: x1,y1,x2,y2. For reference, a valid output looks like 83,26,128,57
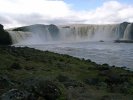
0,0,133,28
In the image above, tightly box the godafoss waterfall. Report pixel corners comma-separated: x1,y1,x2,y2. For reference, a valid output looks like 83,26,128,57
6,22,133,69
0,23,133,99
7,22,133,44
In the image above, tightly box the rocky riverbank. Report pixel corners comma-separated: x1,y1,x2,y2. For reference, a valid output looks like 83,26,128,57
114,40,133,43
0,46,133,100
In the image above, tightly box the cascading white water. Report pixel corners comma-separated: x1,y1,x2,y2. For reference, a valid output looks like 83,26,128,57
123,24,132,40
8,31,32,44
86,24,119,41
8,23,133,45
59,24,119,41
8,28,53,45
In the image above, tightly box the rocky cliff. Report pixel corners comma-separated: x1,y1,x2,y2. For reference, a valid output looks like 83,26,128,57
0,24,12,45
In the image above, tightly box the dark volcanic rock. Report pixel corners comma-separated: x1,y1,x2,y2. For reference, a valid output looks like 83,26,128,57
118,22,129,39
1,89,30,100
128,23,133,40
0,24,12,45
21,78,61,100
0,75,15,96
0,24,4,30
114,40,133,43
48,24,59,38
0,75,14,90
1,78,62,100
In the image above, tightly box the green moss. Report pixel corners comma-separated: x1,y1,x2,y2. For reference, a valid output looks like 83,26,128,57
0,46,133,99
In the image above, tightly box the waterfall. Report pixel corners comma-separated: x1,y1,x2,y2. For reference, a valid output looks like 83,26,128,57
8,31,32,44
59,24,119,41
8,29,53,45
123,24,132,40
89,25,119,41
7,23,133,45
59,25,94,42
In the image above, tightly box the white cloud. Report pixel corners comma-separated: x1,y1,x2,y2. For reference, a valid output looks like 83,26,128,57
0,0,72,27
76,1,133,24
0,0,133,28
0,0,71,15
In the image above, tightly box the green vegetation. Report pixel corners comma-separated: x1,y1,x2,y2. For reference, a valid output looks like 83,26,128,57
0,46,133,100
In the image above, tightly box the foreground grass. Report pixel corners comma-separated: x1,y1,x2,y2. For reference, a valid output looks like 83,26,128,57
0,46,133,100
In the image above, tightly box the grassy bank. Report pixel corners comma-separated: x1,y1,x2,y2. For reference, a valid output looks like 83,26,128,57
0,46,133,100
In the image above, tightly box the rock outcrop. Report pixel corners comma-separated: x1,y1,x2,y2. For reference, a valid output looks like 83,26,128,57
0,24,12,45
48,24,59,39
1,77,61,100
118,22,129,39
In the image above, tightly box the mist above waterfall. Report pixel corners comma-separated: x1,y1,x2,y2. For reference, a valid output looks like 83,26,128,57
8,22,133,45
8,24,59,45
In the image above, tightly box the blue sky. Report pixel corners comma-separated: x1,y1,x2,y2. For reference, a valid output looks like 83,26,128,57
65,0,133,10
0,0,133,28
65,0,104,10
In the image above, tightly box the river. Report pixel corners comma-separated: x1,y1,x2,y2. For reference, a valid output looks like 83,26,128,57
24,41,133,69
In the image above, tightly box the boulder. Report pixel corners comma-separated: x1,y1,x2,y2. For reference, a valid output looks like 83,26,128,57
1,78,62,100
0,75,14,90
1,89,30,100
21,78,61,100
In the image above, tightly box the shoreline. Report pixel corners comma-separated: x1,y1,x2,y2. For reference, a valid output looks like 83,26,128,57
0,46,133,100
